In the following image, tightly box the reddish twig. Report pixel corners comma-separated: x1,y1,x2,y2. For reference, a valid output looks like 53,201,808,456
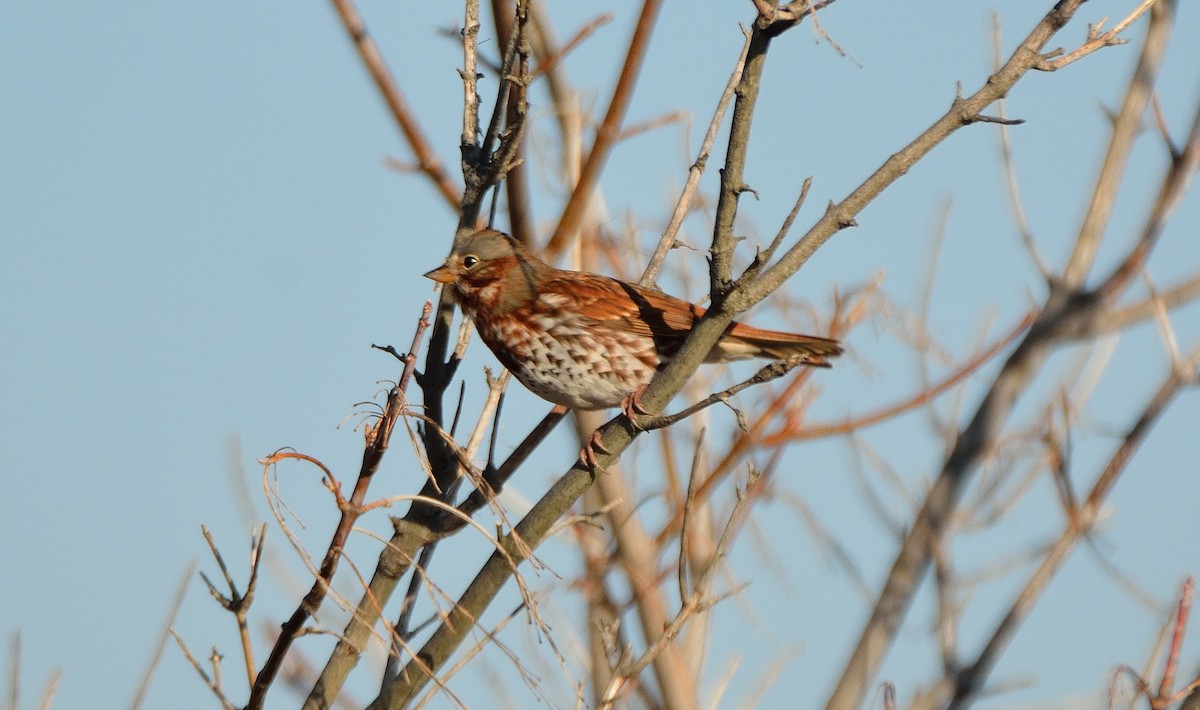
329,0,461,208
543,0,665,257
247,303,432,710
530,13,613,80
766,311,1035,443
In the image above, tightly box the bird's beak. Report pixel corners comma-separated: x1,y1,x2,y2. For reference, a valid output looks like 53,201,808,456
424,264,456,284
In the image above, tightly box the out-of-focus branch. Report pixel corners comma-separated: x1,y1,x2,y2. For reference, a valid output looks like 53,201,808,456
827,4,1185,705
991,13,1052,280
596,469,761,709
769,311,1035,443
577,406,699,710
527,4,585,187
543,0,664,257
653,290,863,548
1059,0,1174,287
943,352,1199,708
329,0,461,208
530,13,613,80
1101,274,1200,334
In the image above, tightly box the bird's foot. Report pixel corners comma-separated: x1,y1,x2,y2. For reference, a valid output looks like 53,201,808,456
581,428,610,471
620,385,650,430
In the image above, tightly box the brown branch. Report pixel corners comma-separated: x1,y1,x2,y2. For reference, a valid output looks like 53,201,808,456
708,21,776,300
652,293,866,548
596,471,759,708
769,311,1034,443
198,524,267,691
135,564,198,709
943,355,1197,708
641,29,753,286
825,2,1165,706
248,303,431,710
490,0,535,245
543,0,665,257
301,404,565,706
1034,0,1159,71
1159,578,1195,703
1102,273,1200,336
169,630,239,710
1059,0,1173,287
530,13,613,80
450,406,568,525
329,0,461,208
991,10,1052,280
418,0,532,516
638,358,812,431
354,0,1148,705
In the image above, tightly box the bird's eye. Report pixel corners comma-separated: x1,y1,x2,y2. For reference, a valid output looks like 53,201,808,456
462,255,480,269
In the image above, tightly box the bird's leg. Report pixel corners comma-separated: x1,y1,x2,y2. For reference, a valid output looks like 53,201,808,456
580,428,610,470
619,385,650,430
580,386,650,468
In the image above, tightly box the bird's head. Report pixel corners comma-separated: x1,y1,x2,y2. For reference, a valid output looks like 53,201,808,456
425,229,545,313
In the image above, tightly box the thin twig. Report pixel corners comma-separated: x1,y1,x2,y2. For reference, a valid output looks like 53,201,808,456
248,303,431,709
132,563,196,709
990,12,1051,280
944,352,1198,708
640,27,751,286
638,358,812,431
1059,0,1173,287
530,14,614,80
770,312,1034,443
169,630,238,710
329,0,460,208
1035,0,1159,71
544,0,666,257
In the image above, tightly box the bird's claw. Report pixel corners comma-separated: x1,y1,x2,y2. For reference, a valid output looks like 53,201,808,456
620,385,650,430
581,429,610,470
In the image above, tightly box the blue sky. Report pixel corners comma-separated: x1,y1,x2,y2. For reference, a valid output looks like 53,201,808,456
3,2,1199,708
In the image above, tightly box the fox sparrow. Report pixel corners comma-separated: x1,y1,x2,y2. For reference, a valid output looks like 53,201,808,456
425,230,842,417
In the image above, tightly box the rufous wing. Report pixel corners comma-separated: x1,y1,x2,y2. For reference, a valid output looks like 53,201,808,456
551,271,842,365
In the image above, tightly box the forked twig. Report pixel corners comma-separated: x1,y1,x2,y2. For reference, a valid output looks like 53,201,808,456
246,303,431,709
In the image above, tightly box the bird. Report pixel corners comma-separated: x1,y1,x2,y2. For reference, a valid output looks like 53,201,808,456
425,229,842,429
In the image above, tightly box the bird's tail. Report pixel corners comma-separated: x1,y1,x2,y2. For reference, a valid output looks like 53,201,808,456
710,323,843,365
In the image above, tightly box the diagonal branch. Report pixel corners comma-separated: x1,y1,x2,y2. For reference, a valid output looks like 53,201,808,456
827,4,1184,706
945,351,1198,708
378,2,1129,706
330,0,461,208
542,0,665,257
247,303,431,710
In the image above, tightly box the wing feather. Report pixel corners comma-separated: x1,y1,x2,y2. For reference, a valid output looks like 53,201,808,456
539,270,843,364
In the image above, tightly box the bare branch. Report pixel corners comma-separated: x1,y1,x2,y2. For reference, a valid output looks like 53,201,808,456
543,0,665,257
329,0,461,208
640,27,753,286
